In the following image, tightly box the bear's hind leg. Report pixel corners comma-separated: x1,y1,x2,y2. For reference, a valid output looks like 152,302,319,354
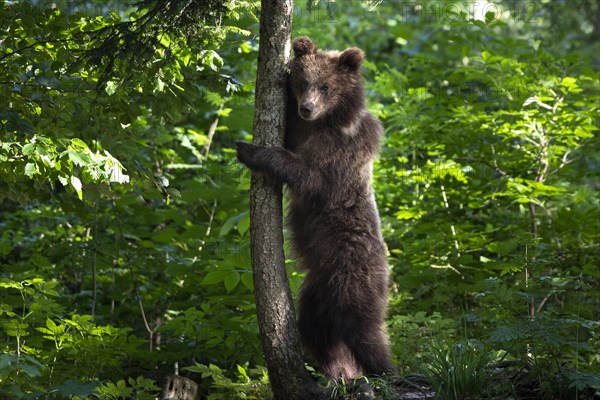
321,341,362,380
348,325,395,377
299,320,362,380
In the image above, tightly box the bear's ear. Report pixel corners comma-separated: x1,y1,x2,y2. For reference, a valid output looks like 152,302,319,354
293,37,317,58
338,48,364,72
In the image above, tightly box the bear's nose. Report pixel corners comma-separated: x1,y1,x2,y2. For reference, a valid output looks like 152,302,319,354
299,103,313,118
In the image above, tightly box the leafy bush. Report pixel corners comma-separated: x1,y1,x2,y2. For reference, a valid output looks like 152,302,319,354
93,377,160,400
1,0,598,398
388,312,456,374
184,363,272,400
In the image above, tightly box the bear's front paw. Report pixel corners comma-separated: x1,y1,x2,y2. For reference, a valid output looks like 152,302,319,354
236,142,260,168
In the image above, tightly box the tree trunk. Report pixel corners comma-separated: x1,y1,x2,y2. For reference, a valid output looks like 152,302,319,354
250,0,326,398
161,375,198,400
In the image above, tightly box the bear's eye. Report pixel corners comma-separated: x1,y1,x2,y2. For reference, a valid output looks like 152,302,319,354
320,84,330,94
301,80,309,90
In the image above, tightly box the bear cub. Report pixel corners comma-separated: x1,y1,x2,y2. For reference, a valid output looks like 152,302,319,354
237,37,394,380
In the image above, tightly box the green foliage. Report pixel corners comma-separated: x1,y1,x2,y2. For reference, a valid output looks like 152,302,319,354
426,340,494,400
0,0,598,398
184,363,271,399
93,376,160,400
326,375,398,400
329,376,370,400
0,277,146,398
388,312,456,374
1,0,261,397
481,276,600,398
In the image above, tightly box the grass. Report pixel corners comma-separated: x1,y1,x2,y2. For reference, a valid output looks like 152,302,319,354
425,339,494,400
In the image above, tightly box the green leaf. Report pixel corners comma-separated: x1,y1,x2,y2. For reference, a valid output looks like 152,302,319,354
109,163,129,184
5,320,28,337
0,304,15,317
22,143,36,155
20,363,42,378
241,272,254,290
201,270,228,285
224,271,240,293
24,162,38,177
237,212,250,235
154,77,164,93
105,81,117,95
237,364,249,380
45,318,65,334
54,379,99,397
67,150,92,166
70,138,88,148
57,174,69,186
395,209,425,220
560,76,577,89
70,175,83,200
219,215,237,237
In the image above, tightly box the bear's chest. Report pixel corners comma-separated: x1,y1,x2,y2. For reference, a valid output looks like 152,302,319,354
297,130,350,165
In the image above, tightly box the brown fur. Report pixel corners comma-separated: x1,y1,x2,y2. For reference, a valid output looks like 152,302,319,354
237,37,394,380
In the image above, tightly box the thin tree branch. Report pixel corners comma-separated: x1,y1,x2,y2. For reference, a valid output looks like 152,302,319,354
440,184,461,258
204,104,224,158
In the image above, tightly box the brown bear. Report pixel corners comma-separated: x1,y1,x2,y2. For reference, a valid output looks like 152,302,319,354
237,37,394,381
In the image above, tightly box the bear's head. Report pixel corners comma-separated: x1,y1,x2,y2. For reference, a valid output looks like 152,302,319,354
289,37,365,122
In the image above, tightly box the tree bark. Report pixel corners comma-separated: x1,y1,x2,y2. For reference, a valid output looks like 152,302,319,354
250,0,326,398
161,375,198,400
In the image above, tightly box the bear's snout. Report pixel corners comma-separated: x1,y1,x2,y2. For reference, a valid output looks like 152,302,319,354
299,102,314,119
